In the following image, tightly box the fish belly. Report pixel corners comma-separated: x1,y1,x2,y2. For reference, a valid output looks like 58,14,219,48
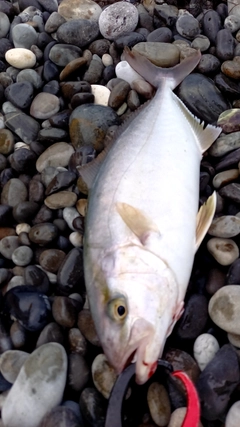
85,89,202,296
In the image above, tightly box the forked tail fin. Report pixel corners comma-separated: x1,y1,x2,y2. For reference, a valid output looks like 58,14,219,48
123,46,201,90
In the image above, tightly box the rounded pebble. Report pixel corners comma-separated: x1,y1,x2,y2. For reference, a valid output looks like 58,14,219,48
5,48,36,69
91,353,117,399
147,382,171,426
193,333,220,371
99,2,138,41
207,237,239,266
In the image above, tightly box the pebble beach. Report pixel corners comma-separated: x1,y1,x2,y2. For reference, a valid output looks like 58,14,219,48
1,0,240,426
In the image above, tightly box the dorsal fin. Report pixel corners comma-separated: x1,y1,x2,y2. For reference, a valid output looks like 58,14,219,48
196,192,216,251
172,92,222,153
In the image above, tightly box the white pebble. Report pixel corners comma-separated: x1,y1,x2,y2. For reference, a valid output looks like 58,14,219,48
5,48,36,69
14,142,30,151
226,401,240,427
0,113,4,129
91,84,110,106
117,102,128,116
16,223,31,235
63,206,79,231
227,332,240,347
193,333,220,371
99,1,138,40
102,53,113,67
69,231,83,247
207,237,239,266
116,60,145,88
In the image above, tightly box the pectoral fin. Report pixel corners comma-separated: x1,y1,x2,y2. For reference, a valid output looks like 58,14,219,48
195,192,217,252
116,202,160,245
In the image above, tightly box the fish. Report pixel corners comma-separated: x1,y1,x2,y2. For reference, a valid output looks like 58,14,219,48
82,47,222,385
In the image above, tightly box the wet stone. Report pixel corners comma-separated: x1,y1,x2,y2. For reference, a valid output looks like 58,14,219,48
49,109,71,129
38,128,68,143
39,249,65,274
175,294,208,340
1,178,28,207
68,328,87,355
219,183,240,203
216,29,235,61
215,72,240,98
49,44,82,67
12,246,33,266
221,56,240,80
177,73,231,124
57,19,99,48
207,237,239,266
24,265,49,294
29,223,58,245
176,12,200,40
132,42,179,67
77,309,101,347
57,248,84,294
10,148,37,174
0,129,14,155
52,296,81,328
33,205,54,225
44,191,77,210
197,54,220,74
99,2,138,41
218,109,240,133
69,104,119,151
147,382,171,427
30,92,60,120
39,406,81,427
197,344,239,420
202,9,222,45
193,333,220,371
12,24,38,50
13,201,39,223
147,27,172,43
79,387,106,427
68,353,90,392
36,322,64,348
5,110,40,144
0,350,29,383
36,142,75,173
4,286,51,332
42,61,59,83
2,343,67,427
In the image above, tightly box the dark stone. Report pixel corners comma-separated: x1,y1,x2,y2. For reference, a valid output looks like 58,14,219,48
80,388,106,427
37,0,57,13
215,73,240,98
108,80,131,109
88,39,110,56
68,146,95,174
4,285,52,332
30,141,46,156
29,179,45,203
37,32,54,50
83,57,103,85
216,29,235,61
9,149,37,174
61,81,91,101
57,19,99,48
197,344,239,420
227,258,240,285
43,60,59,82
37,128,68,143
49,109,71,128
71,92,94,109
67,353,90,392
0,38,13,60
72,216,84,233
39,406,80,427
4,111,40,144
24,265,50,294
177,73,231,124
45,171,76,196
42,79,60,95
147,27,172,43
49,44,82,67
4,82,34,110
29,223,58,244
102,64,116,84
18,0,42,11
197,54,220,74
10,321,26,349
52,296,81,328
0,372,11,392
32,205,53,224
12,201,39,223
175,294,208,340
215,148,240,172
0,205,12,226
57,248,84,294
39,249,66,273
114,32,145,49
0,154,7,173
36,322,64,347
0,0,15,17
202,10,222,45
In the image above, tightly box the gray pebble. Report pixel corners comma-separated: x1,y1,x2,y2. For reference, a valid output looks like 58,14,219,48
49,44,82,67
30,92,60,119
12,24,38,49
57,19,99,48
0,350,29,383
0,236,19,259
17,69,42,89
99,2,138,41
176,12,200,40
0,12,10,39
36,142,75,173
1,178,28,207
12,246,33,266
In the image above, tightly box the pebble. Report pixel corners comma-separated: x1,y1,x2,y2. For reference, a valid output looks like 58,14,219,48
208,216,240,238
68,328,87,355
227,258,240,285
24,265,50,294
99,2,138,40
210,132,240,157
225,14,240,32
147,382,171,426
215,72,240,97
39,406,81,426
178,73,231,124
12,246,33,266
57,19,99,48
44,191,77,209
79,387,106,427
57,248,84,294
1,178,28,207
193,334,220,371
218,109,240,133
225,401,240,427
68,353,90,392
216,29,235,61
2,343,67,427
36,322,64,348
5,110,40,144
58,0,102,22
30,92,60,119
77,309,101,347
132,42,179,67
209,285,240,335
39,249,65,273
176,12,200,40
197,344,239,420
0,12,10,39
91,84,110,106
147,27,172,43
91,353,117,399
207,237,239,266
0,350,29,383
5,48,36,69
0,129,14,155
197,54,220,74
202,9,221,45
69,231,83,247
219,183,240,203
168,408,203,427
175,294,208,340
227,332,240,347
12,24,38,50
29,223,58,245
222,56,240,80
0,236,19,260
213,169,239,189
49,44,82,67
191,35,210,52
59,57,87,81
16,68,42,89
36,142,75,173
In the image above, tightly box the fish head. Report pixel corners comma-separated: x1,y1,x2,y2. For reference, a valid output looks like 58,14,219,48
89,244,180,385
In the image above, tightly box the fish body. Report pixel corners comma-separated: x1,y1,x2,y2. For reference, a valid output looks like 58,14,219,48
83,49,222,384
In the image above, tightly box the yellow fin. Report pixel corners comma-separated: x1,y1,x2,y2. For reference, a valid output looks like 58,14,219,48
116,202,160,244
195,192,217,251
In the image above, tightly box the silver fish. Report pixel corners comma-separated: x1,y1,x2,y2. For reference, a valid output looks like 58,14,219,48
82,48,222,385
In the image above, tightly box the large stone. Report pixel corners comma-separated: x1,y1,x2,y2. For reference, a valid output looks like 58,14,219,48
209,285,240,334
36,142,75,173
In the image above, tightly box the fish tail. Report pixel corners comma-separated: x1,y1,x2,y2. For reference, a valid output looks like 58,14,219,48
123,47,201,90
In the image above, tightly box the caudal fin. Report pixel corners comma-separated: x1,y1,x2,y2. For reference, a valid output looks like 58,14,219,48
123,46,201,90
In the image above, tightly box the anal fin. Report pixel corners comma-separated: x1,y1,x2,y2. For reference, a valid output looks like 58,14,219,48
195,192,217,251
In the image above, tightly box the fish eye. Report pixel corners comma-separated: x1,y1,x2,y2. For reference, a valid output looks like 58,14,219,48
107,296,128,322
